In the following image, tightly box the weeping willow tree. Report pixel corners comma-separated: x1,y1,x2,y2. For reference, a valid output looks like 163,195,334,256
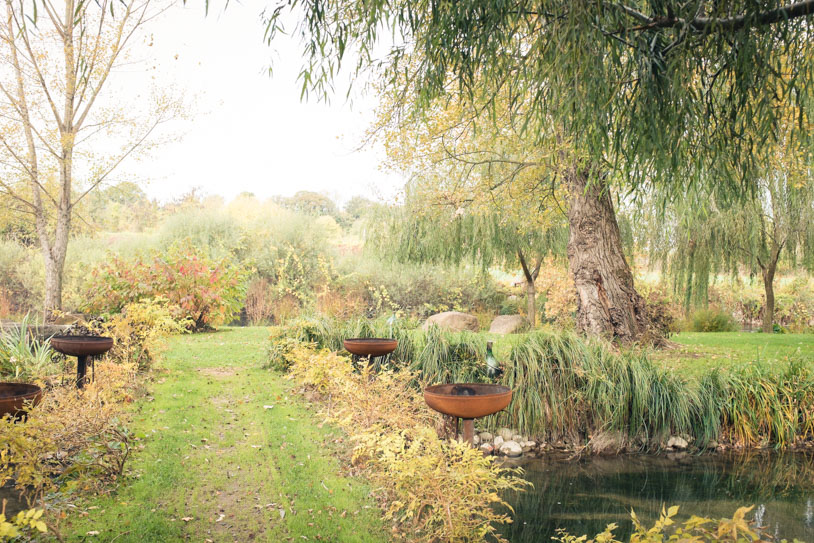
728,172,814,332
645,191,732,316
369,180,568,325
366,80,568,325
265,0,814,343
645,136,814,331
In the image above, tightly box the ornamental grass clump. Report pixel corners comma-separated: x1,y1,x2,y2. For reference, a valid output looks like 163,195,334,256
279,320,814,450
286,345,529,543
720,359,814,448
0,314,57,382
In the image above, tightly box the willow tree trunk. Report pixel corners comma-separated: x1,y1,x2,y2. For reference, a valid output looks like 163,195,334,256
526,280,537,327
566,168,649,342
761,257,778,334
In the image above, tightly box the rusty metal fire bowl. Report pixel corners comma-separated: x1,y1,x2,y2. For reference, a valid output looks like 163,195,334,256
50,336,114,357
50,335,113,389
343,338,398,358
424,383,512,445
0,382,42,419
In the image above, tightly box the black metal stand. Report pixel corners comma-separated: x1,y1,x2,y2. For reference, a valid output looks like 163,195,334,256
76,355,90,389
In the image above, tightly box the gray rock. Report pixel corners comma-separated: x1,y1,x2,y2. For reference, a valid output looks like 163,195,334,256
512,434,524,443
478,432,493,442
667,436,688,450
480,443,494,456
473,435,481,445
499,440,523,457
421,311,480,332
493,436,504,448
497,428,514,441
520,440,537,453
488,315,526,335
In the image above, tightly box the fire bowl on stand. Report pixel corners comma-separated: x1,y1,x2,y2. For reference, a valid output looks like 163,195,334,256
343,338,398,370
343,338,398,358
424,383,512,445
0,383,42,419
50,336,113,389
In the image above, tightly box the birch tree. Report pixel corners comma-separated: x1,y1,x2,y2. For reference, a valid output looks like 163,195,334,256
0,0,180,318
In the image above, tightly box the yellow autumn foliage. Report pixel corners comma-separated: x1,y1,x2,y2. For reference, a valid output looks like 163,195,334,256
286,345,530,542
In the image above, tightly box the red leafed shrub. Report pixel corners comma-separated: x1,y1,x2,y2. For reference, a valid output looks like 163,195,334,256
84,244,247,331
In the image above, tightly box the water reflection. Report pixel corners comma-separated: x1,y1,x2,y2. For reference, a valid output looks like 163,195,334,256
501,452,814,542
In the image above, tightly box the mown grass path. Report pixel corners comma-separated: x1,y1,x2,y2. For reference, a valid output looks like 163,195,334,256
65,327,387,542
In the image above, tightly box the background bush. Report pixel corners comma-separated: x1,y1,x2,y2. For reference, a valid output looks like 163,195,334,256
84,244,247,331
0,189,810,332
689,308,739,333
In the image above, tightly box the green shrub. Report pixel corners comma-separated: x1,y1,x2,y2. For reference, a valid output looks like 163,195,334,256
775,276,814,332
264,326,303,372
498,296,525,316
157,209,246,260
334,257,504,318
690,308,738,332
84,243,247,331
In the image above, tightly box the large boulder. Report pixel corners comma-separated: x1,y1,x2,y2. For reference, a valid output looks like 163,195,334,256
499,440,523,457
489,315,526,334
422,311,479,332
667,436,689,450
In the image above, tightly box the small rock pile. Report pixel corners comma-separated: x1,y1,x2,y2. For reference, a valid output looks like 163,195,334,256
472,428,542,458
462,428,713,456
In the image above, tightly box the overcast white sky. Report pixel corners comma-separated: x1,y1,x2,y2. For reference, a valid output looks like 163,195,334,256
122,2,404,206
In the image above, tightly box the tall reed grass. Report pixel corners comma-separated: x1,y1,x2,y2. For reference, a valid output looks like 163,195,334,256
278,315,814,450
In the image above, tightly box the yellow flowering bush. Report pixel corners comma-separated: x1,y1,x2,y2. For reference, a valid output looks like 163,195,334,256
0,360,139,506
286,345,529,542
0,505,46,541
81,298,188,370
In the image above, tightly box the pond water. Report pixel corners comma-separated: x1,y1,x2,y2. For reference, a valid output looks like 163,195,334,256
0,482,27,516
501,452,814,542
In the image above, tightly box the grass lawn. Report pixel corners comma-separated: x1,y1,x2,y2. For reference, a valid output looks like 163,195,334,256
63,327,387,543
652,332,814,376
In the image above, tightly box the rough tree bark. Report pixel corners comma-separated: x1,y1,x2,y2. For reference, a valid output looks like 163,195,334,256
566,167,649,342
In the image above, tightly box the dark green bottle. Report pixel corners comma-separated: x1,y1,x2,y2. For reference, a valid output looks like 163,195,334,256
485,341,503,379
